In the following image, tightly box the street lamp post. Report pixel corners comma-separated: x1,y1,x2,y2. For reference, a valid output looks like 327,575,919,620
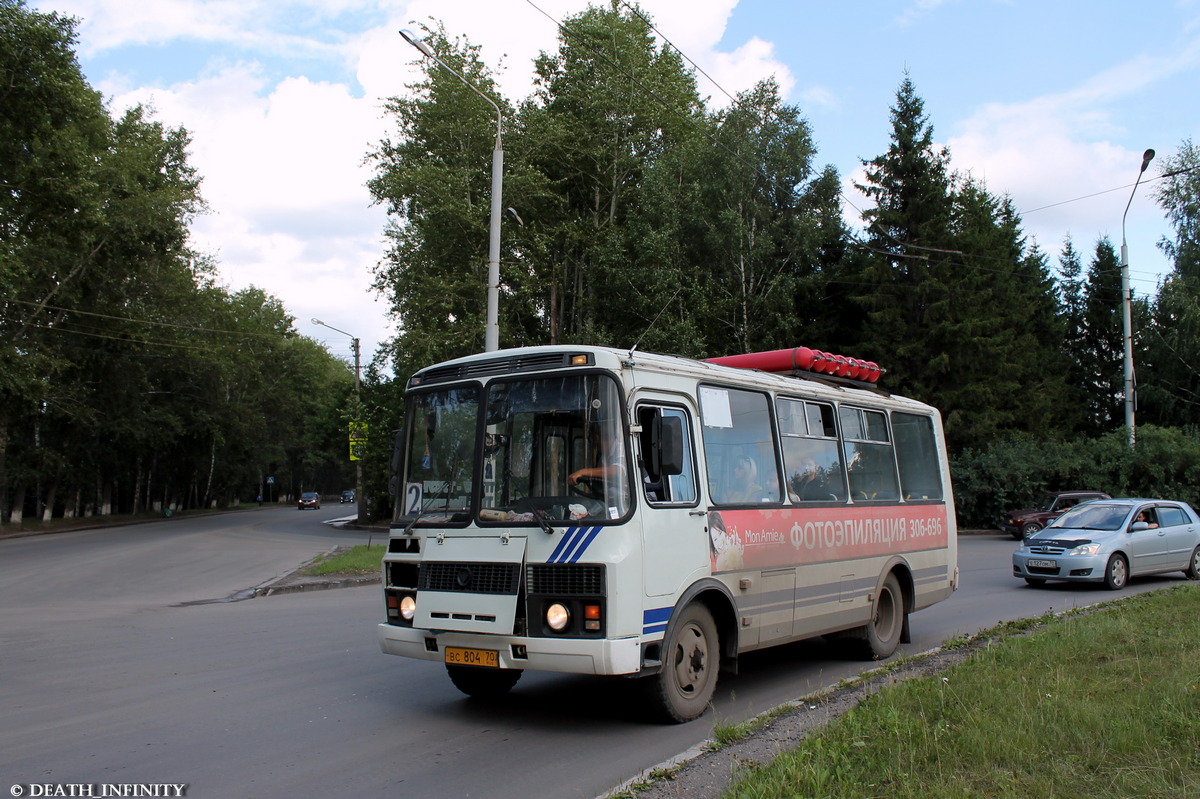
1119,148,1155,449
313,318,364,524
400,28,503,352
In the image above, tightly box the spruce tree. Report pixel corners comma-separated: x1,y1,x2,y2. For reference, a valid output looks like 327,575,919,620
851,76,1069,451
1078,238,1124,434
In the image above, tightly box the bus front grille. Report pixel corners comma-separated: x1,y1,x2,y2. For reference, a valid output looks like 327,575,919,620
526,564,605,596
419,562,521,595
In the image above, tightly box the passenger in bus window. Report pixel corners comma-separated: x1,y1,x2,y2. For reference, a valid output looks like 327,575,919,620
788,458,821,501
723,456,765,503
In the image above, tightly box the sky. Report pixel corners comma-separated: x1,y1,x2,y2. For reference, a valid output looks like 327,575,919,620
34,0,1200,366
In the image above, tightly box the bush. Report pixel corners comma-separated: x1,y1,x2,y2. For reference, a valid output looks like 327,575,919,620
950,425,1200,528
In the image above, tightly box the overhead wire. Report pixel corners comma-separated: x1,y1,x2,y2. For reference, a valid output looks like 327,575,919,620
1,296,307,354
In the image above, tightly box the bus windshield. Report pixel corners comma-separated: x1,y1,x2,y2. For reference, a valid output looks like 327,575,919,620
399,386,480,524
399,374,629,526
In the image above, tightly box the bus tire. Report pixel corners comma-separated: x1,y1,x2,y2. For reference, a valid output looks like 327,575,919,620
446,664,522,698
643,603,719,723
850,573,905,660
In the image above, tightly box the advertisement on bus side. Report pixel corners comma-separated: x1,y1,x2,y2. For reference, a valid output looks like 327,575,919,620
708,505,950,572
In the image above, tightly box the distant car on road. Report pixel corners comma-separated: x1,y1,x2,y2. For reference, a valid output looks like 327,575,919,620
340,490,355,503
1000,490,1111,540
298,492,321,510
1013,498,1200,590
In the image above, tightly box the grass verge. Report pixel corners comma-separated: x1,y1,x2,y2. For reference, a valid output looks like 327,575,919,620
723,583,1200,798
301,544,386,576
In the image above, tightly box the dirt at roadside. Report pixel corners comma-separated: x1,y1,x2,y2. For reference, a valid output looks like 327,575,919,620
253,546,380,597
607,644,979,799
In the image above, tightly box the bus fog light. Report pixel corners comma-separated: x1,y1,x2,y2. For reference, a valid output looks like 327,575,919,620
546,603,570,631
400,595,417,620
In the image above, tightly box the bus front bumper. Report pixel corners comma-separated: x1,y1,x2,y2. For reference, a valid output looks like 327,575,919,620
377,623,643,676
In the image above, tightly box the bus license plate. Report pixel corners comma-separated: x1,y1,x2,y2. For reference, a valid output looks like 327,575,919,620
445,647,499,668
1027,559,1057,569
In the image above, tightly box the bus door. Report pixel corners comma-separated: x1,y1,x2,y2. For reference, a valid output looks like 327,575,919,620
631,395,704,598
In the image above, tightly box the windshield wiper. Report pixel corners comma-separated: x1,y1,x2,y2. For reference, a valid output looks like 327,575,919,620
402,511,428,535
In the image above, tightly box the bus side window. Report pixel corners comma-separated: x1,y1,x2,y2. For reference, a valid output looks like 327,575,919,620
699,387,781,506
779,398,847,503
840,406,900,502
637,406,697,505
892,412,943,500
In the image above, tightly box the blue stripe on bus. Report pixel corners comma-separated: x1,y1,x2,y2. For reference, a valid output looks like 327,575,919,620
547,526,603,563
643,606,672,635
563,526,602,563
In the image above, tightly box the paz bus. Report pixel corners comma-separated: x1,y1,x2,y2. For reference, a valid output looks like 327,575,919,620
377,345,958,722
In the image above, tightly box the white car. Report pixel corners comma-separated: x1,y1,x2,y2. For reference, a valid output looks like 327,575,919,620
1013,498,1200,590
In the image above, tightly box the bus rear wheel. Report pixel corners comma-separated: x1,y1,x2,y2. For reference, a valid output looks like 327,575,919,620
643,603,719,723
848,573,905,660
446,664,522,698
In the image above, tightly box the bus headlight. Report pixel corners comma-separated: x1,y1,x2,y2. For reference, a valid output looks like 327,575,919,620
400,595,417,620
546,603,570,631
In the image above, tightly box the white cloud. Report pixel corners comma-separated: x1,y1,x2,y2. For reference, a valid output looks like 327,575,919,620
946,89,1170,287
100,57,395,356
50,0,801,359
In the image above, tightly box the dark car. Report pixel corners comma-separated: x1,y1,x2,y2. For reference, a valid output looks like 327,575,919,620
1000,491,1111,539
340,490,355,503
298,491,321,510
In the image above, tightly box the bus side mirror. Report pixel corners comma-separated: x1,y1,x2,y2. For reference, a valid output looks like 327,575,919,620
652,415,684,478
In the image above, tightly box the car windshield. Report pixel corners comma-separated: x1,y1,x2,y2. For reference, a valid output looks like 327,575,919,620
1047,502,1129,531
302,492,317,499
1037,492,1059,511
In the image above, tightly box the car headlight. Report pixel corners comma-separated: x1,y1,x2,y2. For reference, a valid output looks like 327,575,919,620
1069,542,1101,556
399,595,417,620
546,603,570,632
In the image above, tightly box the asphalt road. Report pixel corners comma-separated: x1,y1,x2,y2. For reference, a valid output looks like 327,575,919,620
1,511,1189,799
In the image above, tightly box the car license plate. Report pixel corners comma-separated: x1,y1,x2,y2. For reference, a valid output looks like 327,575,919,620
445,646,499,668
1027,559,1057,569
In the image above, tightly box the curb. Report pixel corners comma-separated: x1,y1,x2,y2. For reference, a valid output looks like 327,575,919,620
253,573,380,597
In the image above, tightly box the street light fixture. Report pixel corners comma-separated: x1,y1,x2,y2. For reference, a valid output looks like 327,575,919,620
400,28,504,352
312,318,365,524
1119,148,1155,448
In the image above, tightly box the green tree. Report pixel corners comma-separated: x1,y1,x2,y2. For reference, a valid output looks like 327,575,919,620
1076,238,1124,434
850,76,1070,451
851,75,956,388
1140,140,1200,428
0,0,112,519
1,1,356,520
521,2,702,347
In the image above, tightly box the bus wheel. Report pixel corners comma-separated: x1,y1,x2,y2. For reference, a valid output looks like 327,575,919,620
851,573,905,660
446,665,522,698
644,603,719,723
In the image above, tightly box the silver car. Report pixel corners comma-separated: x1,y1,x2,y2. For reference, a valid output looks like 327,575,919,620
1013,498,1200,589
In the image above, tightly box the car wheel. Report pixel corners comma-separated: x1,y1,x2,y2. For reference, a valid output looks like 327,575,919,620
1024,577,1046,587
446,664,522,698
1104,553,1129,590
1020,522,1042,539
1185,545,1200,580
642,603,719,723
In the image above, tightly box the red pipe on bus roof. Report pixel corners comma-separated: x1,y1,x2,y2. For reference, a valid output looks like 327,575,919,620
704,347,816,373
704,347,882,383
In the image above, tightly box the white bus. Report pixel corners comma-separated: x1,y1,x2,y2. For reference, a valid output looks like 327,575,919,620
378,345,958,722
